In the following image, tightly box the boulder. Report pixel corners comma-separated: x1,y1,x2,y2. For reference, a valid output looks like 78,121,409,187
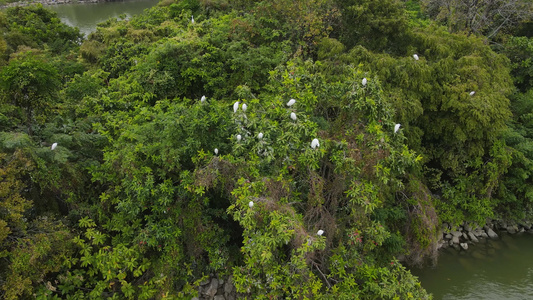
206,279,219,298
214,296,226,300
486,228,498,239
452,236,460,244
445,233,452,239
224,276,233,294
460,243,468,250
451,231,462,237
464,223,472,232
468,232,479,243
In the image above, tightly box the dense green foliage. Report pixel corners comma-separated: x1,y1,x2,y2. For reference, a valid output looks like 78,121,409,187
0,0,532,298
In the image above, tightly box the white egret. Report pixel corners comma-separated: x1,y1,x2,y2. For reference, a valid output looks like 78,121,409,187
317,230,324,236
191,15,195,24
51,143,58,150
287,99,296,107
290,112,297,121
413,54,419,61
311,138,320,149
362,78,367,86
242,103,247,112
394,123,401,133
258,132,263,139
236,134,242,142
201,95,206,103
249,201,254,208
469,91,475,96
214,148,219,155
233,101,239,113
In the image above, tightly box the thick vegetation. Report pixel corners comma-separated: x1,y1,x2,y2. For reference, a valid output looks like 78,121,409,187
0,0,531,299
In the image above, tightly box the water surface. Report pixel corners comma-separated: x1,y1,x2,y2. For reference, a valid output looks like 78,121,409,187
48,0,158,36
412,233,533,299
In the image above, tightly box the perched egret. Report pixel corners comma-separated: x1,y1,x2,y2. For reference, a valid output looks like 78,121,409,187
362,78,367,86
191,15,195,24
290,112,297,121
413,54,419,61
233,101,239,113
51,143,58,150
469,91,475,96
258,132,264,139
249,201,254,208
214,148,219,155
394,123,401,133
287,99,296,107
201,95,206,103
242,103,248,112
317,230,324,236
311,138,320,149
236,134,242,142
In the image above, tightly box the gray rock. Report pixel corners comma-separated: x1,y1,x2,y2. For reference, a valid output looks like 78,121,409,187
214,295,226,300
507,225,518,234
480,232,488,238
464,223,472,232
200,278,211,286
449,239,454,246
445,233,452,239
206,279,219,298
486,227,498,239
452,236,460,244
224,276,233,294
522,223,531,230
452,243,461,251
218,279,224,286
462,232,468,240
474,229,484,237
460,243,468,250
468,232,479,243
452,231,462,237
225,294,236,300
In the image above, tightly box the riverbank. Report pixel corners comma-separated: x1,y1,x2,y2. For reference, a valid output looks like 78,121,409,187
0,0,114,9
438,219,533,252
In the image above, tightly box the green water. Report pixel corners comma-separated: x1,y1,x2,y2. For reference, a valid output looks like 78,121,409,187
48,0,158,36
412,233,533,299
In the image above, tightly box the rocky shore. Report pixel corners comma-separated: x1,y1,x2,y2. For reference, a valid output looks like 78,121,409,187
193,276,241,300
1,0,110,8
438,219,533,251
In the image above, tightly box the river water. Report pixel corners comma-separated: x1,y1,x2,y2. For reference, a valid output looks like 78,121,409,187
48,0,158,36
411,232,533,299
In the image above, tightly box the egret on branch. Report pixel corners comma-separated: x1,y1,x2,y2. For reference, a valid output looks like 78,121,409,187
394,124,401,133
362,78,367,86
287,99,296,107
413,54,419,61
51,143,58,150
469,91,475,96
317,230,324,236
214,148,219,155
201,95,206,103
249,201,254,208
290,112,297,120
258,132,263,139
242,103,247,112
236,134,242,142
233,101,239,113
191,15,195,24
311,138,320,149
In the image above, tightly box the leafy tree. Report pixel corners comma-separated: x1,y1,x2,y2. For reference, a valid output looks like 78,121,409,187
421,0,533,38
0,51,61,133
